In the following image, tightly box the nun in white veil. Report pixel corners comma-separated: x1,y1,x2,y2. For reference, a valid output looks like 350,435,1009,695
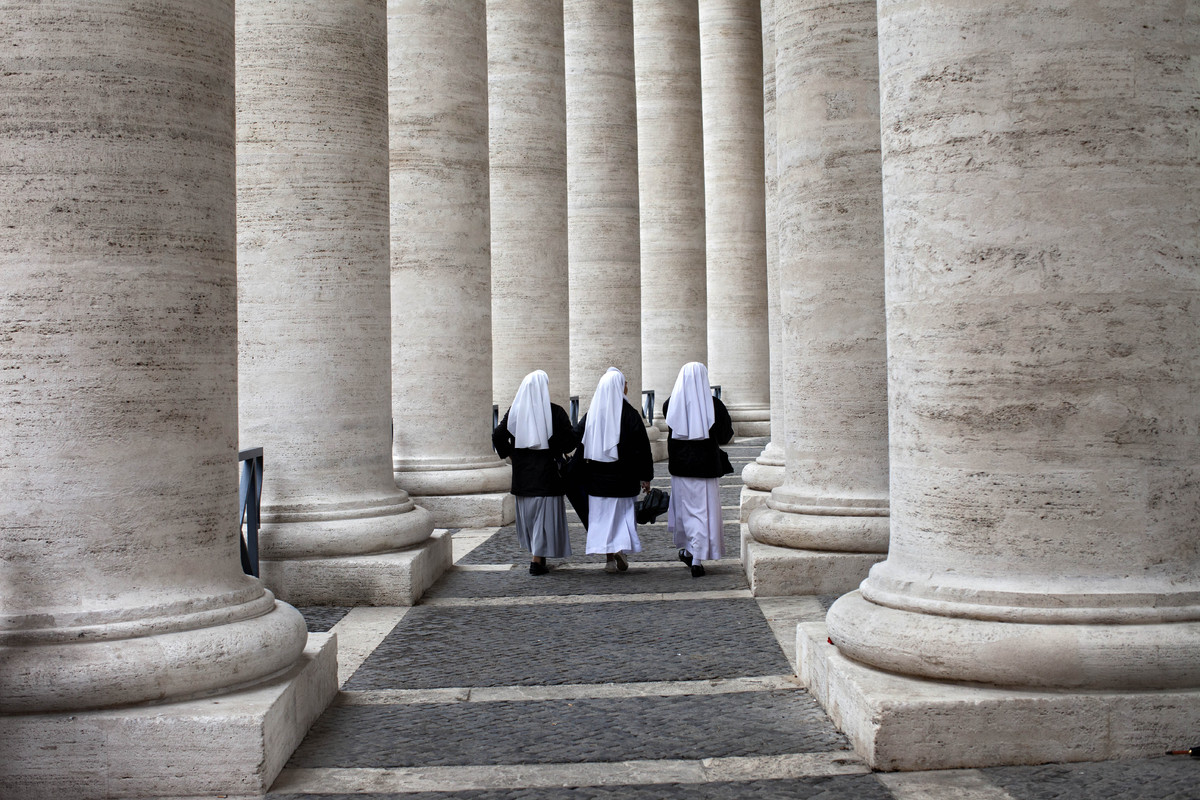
492,370,578,575
578,367,654,573
662,362,734,577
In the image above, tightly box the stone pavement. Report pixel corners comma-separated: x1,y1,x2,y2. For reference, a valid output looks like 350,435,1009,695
269,439,1199,800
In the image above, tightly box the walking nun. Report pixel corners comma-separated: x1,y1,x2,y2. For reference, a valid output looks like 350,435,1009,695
576,367,654,572
492,370,579,575
661,362,734,576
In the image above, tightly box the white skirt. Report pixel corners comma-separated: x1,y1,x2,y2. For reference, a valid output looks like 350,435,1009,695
667,476,723,562
585,495,642,555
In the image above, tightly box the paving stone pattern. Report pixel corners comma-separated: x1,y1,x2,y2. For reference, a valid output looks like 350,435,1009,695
271,774,895,800
282,436,1191,800
291,690,847,768
344,598,792,690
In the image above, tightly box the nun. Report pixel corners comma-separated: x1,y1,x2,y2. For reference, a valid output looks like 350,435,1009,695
492,370,579,575
661,362,734,577
576,367,654,573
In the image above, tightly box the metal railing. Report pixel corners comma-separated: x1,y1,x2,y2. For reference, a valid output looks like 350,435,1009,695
238,447,263,578
711,384,721,400
569,395,580,426
641,389,655,426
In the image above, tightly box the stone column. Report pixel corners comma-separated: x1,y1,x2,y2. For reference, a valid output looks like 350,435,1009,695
634,0,707,428
237,0,442,606
804,0,1200,770
744,0,889,596
0,3,333,794
566,0,662,457
699,0,771,436
388,0,513,526
488,0,570,410
740,0,786,519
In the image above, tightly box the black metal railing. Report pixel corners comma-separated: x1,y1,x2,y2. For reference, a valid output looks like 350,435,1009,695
569,395,580,426
238,447,263,578
641,389,656,426
711,384,722,400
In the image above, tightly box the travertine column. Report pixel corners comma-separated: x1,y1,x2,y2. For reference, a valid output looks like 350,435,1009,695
700,0,771,436
745,0,889,595
740,0,786,518
804,0,1200,770
488,0,570,409
237,0,440,606
566,0,661,457
0,0,307,713
634,0,707,427
389,0,513,526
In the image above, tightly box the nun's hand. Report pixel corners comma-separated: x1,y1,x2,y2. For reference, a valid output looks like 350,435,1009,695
640,481,651,493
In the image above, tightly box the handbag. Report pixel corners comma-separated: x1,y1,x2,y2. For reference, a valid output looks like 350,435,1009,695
635,487,670,525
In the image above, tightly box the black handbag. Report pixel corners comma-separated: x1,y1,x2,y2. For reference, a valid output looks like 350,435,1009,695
635,487,670,525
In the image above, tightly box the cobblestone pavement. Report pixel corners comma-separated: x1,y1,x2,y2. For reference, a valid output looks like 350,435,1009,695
274,438,1199,799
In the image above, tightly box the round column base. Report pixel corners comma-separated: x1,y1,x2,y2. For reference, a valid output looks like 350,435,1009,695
394,460,511,496
748,505,889,553
828,590,1200,690
259,496,434,558
741,461,784,492
0,593,307,713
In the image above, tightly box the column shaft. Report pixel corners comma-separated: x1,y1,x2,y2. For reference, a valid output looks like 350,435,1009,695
388,0,513,526
828,0,1200,690
565,0,644,411
0,0,306,713
488,0,570,409
236,0,435,604
700,0,771,435
745,0,889,593
634,0,707,425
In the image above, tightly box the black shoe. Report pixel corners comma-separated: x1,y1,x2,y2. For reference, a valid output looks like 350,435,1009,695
530,561,549,575
678,549,693,567
690,563,705,578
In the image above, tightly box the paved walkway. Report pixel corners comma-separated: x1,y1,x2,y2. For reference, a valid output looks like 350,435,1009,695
269,439,1197,799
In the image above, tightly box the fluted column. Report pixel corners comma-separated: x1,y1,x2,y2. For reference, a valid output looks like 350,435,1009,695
388,0,513,526
488,0,570,409
745,0,889,595
0,0,307,713
634,0,707,427
828,0,1200,690
740,0,786,517
236,0,437,605
700,0,771,436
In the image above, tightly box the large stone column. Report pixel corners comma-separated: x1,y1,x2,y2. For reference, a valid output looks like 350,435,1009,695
740,0,786,520
566,0,662,457
699,0,771,436
388,0,513,526
634,0,707,428
0,2,333,795
488,0,570,410
744,0,889,596
237,0,442,606
804,0,1200,771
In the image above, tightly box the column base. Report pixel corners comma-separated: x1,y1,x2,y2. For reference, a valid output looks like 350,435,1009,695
739,485,771,522
0,634,337,799
259,529,453,606
412,492,515,527
798,620,1200,771
727,406,770,437
741,529,884,596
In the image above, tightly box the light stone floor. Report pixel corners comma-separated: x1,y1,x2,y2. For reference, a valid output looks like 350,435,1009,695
267,441,1199,800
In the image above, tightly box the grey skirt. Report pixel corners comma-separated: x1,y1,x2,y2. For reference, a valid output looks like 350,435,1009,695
515,495,571,559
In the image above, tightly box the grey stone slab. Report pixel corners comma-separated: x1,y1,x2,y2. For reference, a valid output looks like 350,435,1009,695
982,757,1200,800
270,774,893,799
457,522,743,566
287,690,848,768
344,598,792,690
299,607,353,633
424,561,749,599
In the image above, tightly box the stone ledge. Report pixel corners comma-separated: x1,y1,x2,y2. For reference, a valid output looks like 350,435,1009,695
260,529,453,606
742,534,884,597
739,485,771,522
797,620,1200,771
0,633,338,799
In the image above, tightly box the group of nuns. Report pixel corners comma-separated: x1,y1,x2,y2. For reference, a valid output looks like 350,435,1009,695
493,362,734,577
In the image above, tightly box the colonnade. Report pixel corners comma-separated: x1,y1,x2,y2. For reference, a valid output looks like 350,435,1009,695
2,0,1197,792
